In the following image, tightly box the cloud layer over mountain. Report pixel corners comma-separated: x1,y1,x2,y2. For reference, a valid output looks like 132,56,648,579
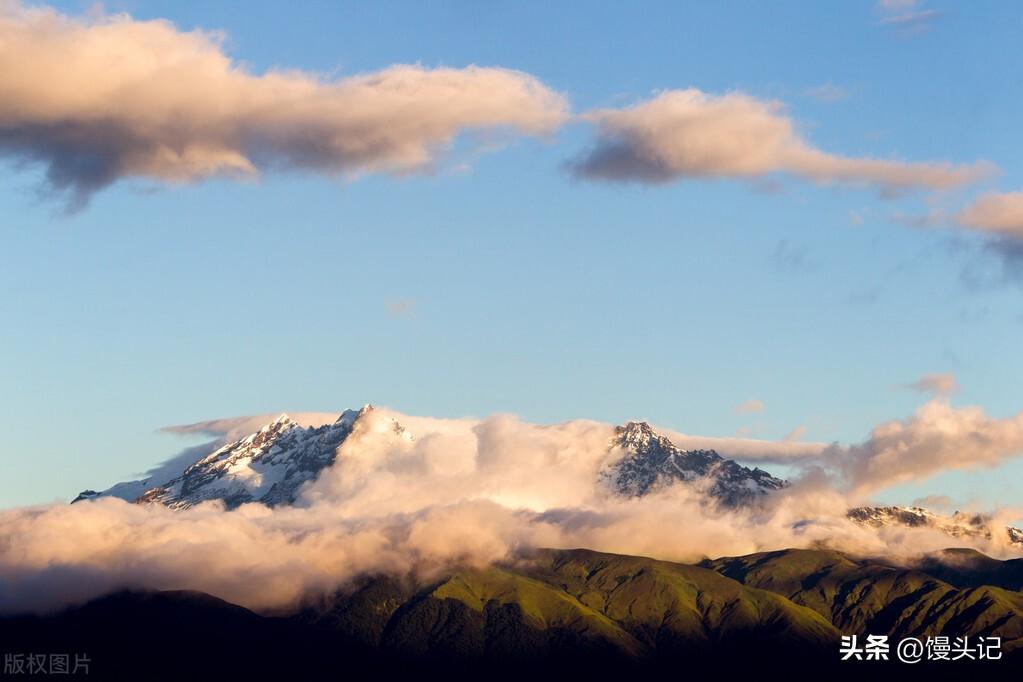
3,398,1023,616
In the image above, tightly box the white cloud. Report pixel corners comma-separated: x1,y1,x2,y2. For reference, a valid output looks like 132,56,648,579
876,0,942,32
385,299,417,317
903,373,959,397
0,2,568,209
160,412,340,440
734,399,765,414
878,0,920,8
665,430,825,463
784,425,807,442
911,494,953,510
804,83,849,103
956,192,1023,238
3,404,1023,616
570,89,992,194
824,400,1023,496
899,195,1023,281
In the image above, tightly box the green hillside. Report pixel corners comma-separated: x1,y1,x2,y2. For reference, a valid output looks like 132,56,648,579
702,548,1023,650
9,546,1023,677
297,546,1023,661
303,548,839,662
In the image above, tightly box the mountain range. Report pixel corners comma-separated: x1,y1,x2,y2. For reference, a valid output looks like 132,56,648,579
4,547,1022,679
72,406,1023,546
37,408,1023,677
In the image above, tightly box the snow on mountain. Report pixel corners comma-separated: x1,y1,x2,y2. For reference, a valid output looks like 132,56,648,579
848,505,1023,546
74,406,376,510
75,411,1017,555
601,421,787,507
77,413,791,512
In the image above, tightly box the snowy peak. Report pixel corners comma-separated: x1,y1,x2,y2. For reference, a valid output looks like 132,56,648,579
612,421,696,458
142,410,369,509
187,413,299,474
603,421,787,506
848,505,1023,546
75,406,382,510
339,404,372,425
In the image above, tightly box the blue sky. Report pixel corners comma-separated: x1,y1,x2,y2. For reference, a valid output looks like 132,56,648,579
2,0,1022,512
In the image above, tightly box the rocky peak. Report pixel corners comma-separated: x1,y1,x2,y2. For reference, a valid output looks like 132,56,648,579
603,421,786,506
73,406,381,510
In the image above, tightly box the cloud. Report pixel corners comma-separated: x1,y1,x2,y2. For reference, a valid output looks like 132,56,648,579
911,494,953,510
0,2,569,209
804,83,849,103
877,0,943,33
772,240,811,271
2,404,1022,616
385,299,417,317
899,194,1023,285
891,194,1023,287
73,412,344,503
902,373,959,397
784,425,807,442
569,89,991,193
878,0,921,8
734,399,765,414
955,192,1023,238
657,428,826,463
984,237,1023,286
823,400,1023,496
160,412,340,440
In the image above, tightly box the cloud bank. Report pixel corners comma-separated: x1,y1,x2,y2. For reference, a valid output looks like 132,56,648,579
3,402,1023,616
0,1,992,217
663,430,825,463
824,399,1023,496
570,89,992,194
0,2,568,208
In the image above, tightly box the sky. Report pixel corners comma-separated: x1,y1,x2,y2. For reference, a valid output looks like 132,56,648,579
1,0,1022,514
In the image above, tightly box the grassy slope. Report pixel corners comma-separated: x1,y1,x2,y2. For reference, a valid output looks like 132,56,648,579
8,547,1023,676
702,548,1023,650
322,548,840,661
523,549,839,646
917,548,1023,591
307,547,1023,658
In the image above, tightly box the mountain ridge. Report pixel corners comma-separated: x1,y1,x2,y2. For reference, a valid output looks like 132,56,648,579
71,411,1023,552
6,546,1023,679
73,411,790,511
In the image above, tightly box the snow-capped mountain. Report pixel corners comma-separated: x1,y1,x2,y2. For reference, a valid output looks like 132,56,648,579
848,505,1023,546
74,406,372,510
75,411,1017,554
75,413,791,511
601,421,787,507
